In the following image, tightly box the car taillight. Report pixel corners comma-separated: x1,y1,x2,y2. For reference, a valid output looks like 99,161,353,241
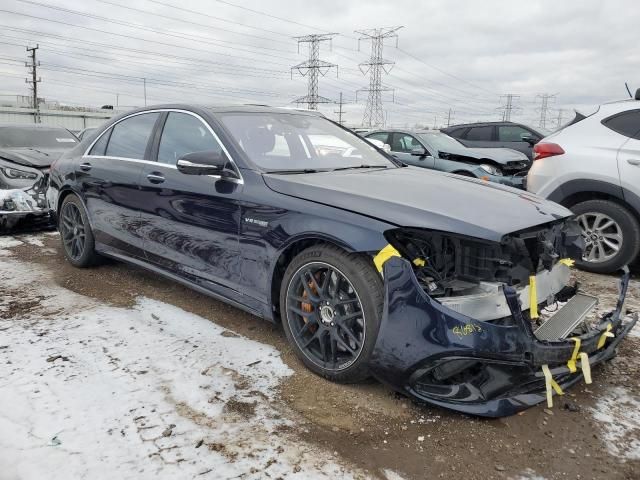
533,142,565,161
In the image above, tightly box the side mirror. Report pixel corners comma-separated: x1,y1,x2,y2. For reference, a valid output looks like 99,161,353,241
411,146,427,156
520,133,538,146
176,150,230,176
425,155,435,162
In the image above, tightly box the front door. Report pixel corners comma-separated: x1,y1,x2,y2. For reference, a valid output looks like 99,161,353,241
137,111,245,301
497,124,538,159
389,132,436,169
80,111,161,258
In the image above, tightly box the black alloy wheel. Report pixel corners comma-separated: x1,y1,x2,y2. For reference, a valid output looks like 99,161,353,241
60,201,86,261
280,245,383,383
58,194,100,267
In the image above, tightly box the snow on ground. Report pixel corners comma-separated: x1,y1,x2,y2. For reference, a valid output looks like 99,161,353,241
0,235,23,255
592,387,640,461
0,256,364,480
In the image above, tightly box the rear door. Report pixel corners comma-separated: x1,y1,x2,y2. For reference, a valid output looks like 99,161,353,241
81,111,161,258
137,110,245,301
608,110,640,202
497,124,538,159
389,132,436,168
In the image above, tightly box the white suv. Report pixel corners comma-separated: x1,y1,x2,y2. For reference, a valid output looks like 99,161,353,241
527,91,640,273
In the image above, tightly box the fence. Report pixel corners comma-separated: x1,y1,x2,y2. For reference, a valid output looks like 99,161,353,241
0,106,114,131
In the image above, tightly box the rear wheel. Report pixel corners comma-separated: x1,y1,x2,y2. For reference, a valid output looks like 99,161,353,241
571,199,640,273
59,194,100,267
280,245,383,383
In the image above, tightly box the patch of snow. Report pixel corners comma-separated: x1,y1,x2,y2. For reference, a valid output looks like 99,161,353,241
592,386,640,460
0,235,23,256
0,257,365,480
383,469,409,480
510,469,547,480
23,235,45,247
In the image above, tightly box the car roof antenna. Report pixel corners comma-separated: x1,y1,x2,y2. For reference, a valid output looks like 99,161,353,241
625,82,633,98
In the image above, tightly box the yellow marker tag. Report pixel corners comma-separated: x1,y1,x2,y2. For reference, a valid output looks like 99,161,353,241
597,323,614,349
529,275,538,319
373,244,401,273
413,258,426,267
567,338,581,373
542,364,564,408
558,258,575,267
578,352,592,384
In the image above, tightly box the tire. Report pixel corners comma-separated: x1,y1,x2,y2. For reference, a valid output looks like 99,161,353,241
571,199,640,274
58,194,100,268
280,244,384,383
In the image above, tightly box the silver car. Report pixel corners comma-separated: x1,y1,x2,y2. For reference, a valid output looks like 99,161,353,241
366,129,529,189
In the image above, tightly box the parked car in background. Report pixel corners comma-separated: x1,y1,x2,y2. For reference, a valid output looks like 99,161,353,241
0,123,78,230
365,129,529,189
527,92,640,273
48,104,636,417
76,127,96,141
442,121,549,160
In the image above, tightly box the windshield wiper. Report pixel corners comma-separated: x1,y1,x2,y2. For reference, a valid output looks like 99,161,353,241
331,164,389,172
265,168,324,174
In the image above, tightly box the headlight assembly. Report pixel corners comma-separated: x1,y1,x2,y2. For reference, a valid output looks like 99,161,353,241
479,164,502,176
2,167,38,180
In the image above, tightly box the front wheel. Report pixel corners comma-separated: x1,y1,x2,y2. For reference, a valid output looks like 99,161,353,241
58,194,100,267
280,245,383,383
571,199,640,273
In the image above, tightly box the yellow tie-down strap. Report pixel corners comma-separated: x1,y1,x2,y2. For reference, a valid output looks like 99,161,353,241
558,258,575,267
373,244,425,273
597,323,615,349
567,338,592,384
541,364,564,408
529,275,538,319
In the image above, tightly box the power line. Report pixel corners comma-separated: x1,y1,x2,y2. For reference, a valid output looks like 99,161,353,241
499,94,520,121
356,26,402,128
291,34,338,110
536,93,556,129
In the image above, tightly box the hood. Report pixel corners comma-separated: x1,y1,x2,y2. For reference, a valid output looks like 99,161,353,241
0,147,65,168
441,147,528,165
263,167,572,242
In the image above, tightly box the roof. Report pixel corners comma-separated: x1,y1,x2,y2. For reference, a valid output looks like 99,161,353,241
116,103,325,116
0,123,73,129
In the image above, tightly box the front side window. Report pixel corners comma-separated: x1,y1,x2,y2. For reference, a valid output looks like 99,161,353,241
218,113,393,172
498,125,531,142
602,110,640,140
105,112,160,160
391,133,422,153
157,112,222,165
465,126,493,141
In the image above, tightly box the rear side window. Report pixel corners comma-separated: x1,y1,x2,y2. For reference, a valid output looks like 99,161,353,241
465,126,493,141
446,127,467,138
366,132,389,144
105,112,160,160
89,130,110,156
157,112,222,165
602,110,640,140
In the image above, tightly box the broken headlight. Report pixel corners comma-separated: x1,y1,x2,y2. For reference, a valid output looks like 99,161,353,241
2,166,38,180
479,164,503,176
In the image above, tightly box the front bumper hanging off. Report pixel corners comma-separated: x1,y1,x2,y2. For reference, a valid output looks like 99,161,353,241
369,257,637,418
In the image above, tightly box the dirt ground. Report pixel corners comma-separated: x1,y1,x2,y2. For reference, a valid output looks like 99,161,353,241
2,232,640,480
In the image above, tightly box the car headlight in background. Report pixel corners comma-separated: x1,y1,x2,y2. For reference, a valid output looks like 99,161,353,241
1,167,38,180
479,164,503,176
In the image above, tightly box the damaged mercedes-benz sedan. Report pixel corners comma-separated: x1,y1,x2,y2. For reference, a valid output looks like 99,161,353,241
0,123,78,231
48,105,636,417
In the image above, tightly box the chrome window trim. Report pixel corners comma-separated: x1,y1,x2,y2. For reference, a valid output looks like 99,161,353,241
83,108,244,184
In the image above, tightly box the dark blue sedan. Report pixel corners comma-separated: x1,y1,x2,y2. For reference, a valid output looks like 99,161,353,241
47,105,636,417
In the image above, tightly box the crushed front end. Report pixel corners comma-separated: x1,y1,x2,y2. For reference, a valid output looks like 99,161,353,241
369,221,637,417
0,172,51,231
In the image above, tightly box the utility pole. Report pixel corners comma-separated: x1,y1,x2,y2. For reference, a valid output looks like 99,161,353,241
334,92,346,125
143,78,147,106
355,26,403,128
291,33,338,110
433,115,437,129
25,45,41,124
499,94,520,121
446,108,453,127
536,93,556,129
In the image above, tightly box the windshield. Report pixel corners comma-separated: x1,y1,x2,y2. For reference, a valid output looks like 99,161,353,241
0,127,78,149
418,132,465,153
218,113,394,172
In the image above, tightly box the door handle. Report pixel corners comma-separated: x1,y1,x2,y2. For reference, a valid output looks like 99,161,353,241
146,173,165,184
627,159,640,166
79,162,92,172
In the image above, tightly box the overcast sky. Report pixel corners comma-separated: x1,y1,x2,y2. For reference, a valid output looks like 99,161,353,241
0,0,637,128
